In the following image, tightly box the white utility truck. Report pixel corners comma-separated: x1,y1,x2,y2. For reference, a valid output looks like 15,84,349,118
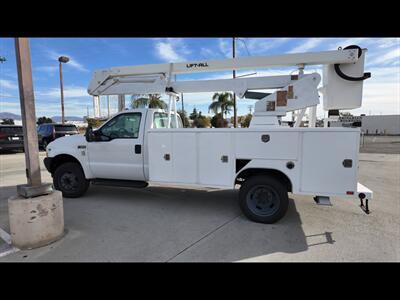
44,45,373,223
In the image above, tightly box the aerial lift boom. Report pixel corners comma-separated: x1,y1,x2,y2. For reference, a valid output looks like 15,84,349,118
87,45,370,128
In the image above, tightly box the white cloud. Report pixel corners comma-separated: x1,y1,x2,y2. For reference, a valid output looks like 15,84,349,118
67,59,89,72
45,49,89,72
328,38,369,50
0,79,18,90
200,47,217,58
288,38,326,53
369,48,400,65
154,38,191,62
218,38,232,58
0,101,20,109
36,86,89,98
35,66,59,73
245,38,291,54
0,92,15,98
377,38,400,49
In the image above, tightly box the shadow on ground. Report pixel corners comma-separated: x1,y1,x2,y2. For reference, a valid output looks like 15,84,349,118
0,184,334,262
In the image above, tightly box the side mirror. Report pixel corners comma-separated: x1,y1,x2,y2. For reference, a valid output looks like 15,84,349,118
85,125,94,142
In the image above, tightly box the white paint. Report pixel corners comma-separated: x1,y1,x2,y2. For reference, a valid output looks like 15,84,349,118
0,227,12,245
0,244,20,258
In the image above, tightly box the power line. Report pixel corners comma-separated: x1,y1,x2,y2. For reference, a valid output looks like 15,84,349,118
236,38,251,56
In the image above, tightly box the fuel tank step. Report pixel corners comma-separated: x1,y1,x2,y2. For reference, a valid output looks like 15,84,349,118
313,196,332,206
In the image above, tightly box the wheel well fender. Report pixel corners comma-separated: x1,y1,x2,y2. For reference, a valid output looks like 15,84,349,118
235,168,292,192
49,154,84,175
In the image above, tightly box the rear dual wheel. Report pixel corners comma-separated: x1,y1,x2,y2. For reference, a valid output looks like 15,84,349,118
239,175,289,224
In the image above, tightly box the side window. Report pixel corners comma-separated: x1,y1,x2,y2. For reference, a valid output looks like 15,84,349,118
100,113,141,139
153,112,182,128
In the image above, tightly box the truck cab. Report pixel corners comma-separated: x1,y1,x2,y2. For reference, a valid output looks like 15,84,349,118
44,109,183,197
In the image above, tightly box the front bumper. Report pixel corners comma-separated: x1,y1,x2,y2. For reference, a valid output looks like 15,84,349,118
43,157,53,173
0,142,24,151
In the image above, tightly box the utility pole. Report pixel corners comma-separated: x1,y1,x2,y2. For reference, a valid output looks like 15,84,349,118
232,37,237,128
15,38,42,187
8,38,64,250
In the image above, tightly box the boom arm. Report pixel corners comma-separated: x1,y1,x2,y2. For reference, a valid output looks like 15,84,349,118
87,48,360,96
87,45,370,128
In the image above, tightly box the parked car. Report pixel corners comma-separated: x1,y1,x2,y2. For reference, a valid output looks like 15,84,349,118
0,125,24,152
38,123,79,150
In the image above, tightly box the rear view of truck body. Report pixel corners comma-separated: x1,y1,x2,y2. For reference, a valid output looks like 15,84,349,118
147,127,360,198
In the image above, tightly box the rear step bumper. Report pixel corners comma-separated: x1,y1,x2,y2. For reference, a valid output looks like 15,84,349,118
357,182,373,214
357,182,373,200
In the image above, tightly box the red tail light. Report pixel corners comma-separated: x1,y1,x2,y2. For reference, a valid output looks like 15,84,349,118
0,133,7,141
346,191,354,195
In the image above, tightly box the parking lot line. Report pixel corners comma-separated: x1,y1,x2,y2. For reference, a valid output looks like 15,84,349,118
0,227,11,245
0,227,20,258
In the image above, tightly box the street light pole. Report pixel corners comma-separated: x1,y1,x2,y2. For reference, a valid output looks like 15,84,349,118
232,37,237,128
58,56,69,124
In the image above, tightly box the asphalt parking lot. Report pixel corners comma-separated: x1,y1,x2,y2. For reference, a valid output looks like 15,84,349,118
0,142,399,262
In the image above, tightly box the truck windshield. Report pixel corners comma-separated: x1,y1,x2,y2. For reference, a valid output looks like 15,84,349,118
153,112,183,128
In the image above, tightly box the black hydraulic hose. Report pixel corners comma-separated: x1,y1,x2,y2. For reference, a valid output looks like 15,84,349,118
334,45,371,81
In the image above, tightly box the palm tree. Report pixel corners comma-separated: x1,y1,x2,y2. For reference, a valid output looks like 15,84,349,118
131,94,167,109
209,92,234,118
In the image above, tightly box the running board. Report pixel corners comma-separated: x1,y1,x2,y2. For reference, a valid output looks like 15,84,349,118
91,179,148,188
313,196,332,206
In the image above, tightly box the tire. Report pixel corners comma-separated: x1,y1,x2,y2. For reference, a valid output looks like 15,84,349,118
42,139,48,150
53,162,90,198
239,175,289,224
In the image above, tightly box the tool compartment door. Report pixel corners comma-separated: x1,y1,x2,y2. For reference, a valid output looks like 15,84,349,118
148,131,172,182
198,132,234,187
300,130,359,195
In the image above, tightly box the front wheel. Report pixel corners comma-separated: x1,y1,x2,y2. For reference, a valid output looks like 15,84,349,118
53,162,90,198
239,175,289,224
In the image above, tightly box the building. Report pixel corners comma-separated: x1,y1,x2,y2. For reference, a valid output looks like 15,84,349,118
329,115,400,135
361,115,400,135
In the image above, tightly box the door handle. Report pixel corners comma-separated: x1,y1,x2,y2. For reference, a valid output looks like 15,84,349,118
135,144,141,154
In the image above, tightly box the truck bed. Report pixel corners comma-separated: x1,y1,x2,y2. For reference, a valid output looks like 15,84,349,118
147,127,360,197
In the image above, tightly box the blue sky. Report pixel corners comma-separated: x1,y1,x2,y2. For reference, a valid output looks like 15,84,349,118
0,37,399,119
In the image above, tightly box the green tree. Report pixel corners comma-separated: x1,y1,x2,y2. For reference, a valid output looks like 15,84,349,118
189,108,199,121
240,114,252,128
197,112,211,128
209,92,234,118
1,118,14,125
189,108,210,128
131,94,167,109
86,117,103,128
211,113,228,128
177,109,189,127
37,116,53,125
